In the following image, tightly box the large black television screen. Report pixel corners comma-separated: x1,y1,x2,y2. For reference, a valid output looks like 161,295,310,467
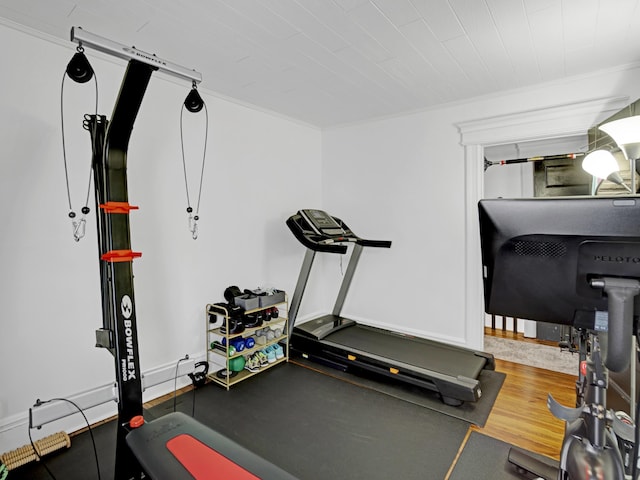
478,196,640,371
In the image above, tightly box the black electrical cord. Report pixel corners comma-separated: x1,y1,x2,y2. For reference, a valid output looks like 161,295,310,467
192,381,197,418
171,355,199,417
173,355,190,412
29,398,101,480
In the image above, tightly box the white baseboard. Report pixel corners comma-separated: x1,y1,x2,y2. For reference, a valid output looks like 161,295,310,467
0,354,203,455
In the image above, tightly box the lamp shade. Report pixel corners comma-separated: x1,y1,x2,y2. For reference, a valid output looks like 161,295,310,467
582,150,619,179
599,115,640,160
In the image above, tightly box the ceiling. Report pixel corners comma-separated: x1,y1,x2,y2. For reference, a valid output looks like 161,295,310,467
2,0,640,127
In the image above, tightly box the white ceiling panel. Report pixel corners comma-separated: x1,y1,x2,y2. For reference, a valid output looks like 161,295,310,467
333,0,371,12
410,0,465,42
399,19,465,97
0,0,639,127
526,2,565,80
261,0,349,53
0,1,75,37
333,46,418,108
346,1,411,58
371,0,421,28
301,0,392,64
443,35,494,97
221,0,300,41
450,0,515,90
283,32,392,105
486,0,541,85
561,0,598,54
67,5,148,42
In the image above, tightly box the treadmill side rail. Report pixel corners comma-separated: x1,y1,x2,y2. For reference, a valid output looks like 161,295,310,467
474,350,496,370
289,329,485,404
295,315,356,341
321,341,483,403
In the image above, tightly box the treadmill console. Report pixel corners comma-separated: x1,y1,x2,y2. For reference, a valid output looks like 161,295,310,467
286,209,392,254
300,209,346,236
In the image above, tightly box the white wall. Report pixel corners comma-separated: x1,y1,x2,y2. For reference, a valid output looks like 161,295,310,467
322,64,640,350
322,113,469,344
0,23,322,453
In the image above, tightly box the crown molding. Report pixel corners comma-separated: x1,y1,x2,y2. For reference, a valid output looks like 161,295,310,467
456,96,631,147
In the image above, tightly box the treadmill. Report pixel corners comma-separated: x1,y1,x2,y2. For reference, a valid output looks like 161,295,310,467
287,209,494,406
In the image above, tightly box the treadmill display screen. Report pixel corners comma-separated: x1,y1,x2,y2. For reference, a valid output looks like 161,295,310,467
301,209,344,235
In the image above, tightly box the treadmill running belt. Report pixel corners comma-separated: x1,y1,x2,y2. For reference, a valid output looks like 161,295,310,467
328,324,487,379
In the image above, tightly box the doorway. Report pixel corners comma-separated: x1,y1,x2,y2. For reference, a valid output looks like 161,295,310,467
454,95,630,351
483,134,588,340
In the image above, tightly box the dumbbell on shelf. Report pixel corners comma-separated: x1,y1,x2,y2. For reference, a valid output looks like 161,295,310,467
211,341,236,356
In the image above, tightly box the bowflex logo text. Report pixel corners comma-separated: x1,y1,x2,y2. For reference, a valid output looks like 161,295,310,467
122,47,167,67
121,295,137,381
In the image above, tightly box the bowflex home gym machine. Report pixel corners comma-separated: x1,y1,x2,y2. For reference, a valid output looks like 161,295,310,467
287,209,495,406
49,27,297,480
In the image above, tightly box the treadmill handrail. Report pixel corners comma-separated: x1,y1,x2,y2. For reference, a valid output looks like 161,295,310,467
358,238,392,248
286,213,391,253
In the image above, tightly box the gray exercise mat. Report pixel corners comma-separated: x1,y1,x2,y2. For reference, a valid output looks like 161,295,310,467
292,355,505,427
154,362,471,480
12,363,474,480
449,431,558,480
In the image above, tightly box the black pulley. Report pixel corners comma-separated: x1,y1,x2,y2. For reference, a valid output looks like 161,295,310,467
66,51,94,83
184,87,204,113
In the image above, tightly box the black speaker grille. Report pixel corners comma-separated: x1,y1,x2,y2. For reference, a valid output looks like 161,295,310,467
511,240,567,258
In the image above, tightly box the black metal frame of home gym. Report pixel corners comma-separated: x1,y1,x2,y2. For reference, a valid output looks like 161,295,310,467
71,27,202,479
